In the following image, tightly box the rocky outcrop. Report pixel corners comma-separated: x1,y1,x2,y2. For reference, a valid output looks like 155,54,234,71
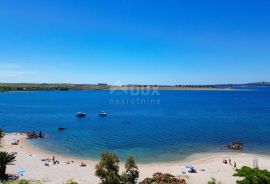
227,141,243,151
26,131,44,139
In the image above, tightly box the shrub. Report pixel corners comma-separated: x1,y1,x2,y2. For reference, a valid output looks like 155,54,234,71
2,179,40,184
65,179,78,184
0,128,4,139
234,166,270,184
140,172,186,184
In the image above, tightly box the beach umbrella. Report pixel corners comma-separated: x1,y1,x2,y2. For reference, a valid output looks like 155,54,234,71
16,170,26,174
186,164,193,169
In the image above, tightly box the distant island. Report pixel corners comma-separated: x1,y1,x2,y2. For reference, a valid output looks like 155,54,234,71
215,82,270,88
0,82,269,92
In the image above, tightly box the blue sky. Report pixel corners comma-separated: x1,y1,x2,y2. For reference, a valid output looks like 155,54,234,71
0,0,269,85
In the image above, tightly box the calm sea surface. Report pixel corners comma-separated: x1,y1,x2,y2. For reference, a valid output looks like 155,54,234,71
1,88,270,162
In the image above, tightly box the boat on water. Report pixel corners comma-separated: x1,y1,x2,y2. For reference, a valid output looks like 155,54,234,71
99,111,107,116
76,112,87,117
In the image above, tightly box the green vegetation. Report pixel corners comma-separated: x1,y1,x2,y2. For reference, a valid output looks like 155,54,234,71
95,152,187,184
121,156,139,184
234,166,270,184
65,179,78,184
95,152,121,184
0,83,225,92
95,152,140,184
0,83,110,92
208,177,222,184
1,179,30,184
139,172,186,184
0,151,16,179
0,128,4,147
2,179,43,184
0,128,4,139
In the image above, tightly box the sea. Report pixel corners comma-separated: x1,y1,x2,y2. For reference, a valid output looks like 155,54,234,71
1,87,270,162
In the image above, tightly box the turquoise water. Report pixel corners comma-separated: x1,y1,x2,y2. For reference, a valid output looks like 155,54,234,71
1,88,270,162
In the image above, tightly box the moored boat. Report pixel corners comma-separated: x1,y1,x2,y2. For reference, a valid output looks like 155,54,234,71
76,112,87,117
99,111,107,116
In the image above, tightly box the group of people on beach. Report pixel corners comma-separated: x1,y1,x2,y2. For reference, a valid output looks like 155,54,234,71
45,156,87,167
42,155,60,166
223,158,237,169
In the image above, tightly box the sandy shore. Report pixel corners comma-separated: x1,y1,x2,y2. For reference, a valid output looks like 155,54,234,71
2,133,270,184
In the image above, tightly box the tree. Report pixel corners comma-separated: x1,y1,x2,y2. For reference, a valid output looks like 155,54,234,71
121,156,139,184
95,152,121,184
0,151,16,179
234,166,270,184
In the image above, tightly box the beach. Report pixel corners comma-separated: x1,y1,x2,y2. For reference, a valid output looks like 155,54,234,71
2,133,270,184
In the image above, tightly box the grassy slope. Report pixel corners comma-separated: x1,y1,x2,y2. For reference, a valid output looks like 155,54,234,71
0,83,110,92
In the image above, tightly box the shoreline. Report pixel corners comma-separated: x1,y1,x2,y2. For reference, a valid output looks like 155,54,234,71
26,140,270,165
2,133,270,184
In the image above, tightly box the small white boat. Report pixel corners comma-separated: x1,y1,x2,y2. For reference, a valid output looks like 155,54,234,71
99,111,107,116
76,112,87,117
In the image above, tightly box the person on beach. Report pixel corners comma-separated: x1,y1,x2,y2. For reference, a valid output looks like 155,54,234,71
233,162,237,170
229,158,232,165
53,156,55,163
81,162,86,167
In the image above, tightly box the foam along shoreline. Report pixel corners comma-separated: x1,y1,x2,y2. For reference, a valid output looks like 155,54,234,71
2,133,270,184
